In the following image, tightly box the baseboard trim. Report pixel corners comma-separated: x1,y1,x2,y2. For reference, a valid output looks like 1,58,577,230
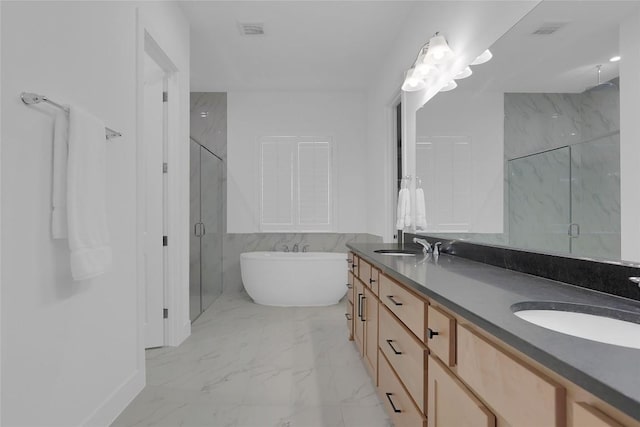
82,368,145,427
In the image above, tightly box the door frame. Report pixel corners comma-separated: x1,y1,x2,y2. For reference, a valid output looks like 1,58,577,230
136,9,190,368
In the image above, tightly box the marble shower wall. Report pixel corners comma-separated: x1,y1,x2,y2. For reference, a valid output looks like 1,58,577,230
191,92,382,295
504,86,620,259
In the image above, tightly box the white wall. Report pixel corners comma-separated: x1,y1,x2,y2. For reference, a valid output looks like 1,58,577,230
1,2,189,426
364,1,540,241
416,90,504,232
227,91,367,233
620,5,640,262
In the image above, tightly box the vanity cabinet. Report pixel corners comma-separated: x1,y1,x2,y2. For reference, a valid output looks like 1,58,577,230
346,251,640,427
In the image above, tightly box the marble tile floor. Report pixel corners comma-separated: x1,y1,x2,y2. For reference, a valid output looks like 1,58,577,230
112,292,391,427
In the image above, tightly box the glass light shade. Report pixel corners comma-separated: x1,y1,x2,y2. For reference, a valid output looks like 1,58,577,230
415,62,437,78
471,49,493,65
439,80,457,92
401,69,426,92
454,66,472,80
425,35,454,64
610,56,621,62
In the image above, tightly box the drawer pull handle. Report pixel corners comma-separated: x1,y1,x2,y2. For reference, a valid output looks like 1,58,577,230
346,283,353,289
386,339,402,355
427,328,439,339
357,293,363,319
369,278,376,284
346,258,353,263
385,393,402,413
345,313,352,320
386,295,403,306
352,264,358,269
361,296,366,321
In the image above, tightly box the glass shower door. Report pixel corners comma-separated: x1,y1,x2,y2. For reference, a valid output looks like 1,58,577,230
570,134,621,259
200,148,223,312
508,147,572,254
189,140,202,321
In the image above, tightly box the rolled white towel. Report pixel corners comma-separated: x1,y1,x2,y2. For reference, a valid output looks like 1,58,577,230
416,188,427,229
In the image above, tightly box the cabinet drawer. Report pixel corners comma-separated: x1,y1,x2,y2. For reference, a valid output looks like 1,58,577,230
378,350,427,427
379,305,427,413
572,403,623,427
347,271,354,304
428,355,495,427
457,324,565,427
351,255,359,276
380,274,427,341
427,305,456,366
346,300,354,340
359,259,380,294
370,267,380,296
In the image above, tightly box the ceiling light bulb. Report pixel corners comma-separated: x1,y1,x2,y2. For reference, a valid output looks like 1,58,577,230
610,56,621,62
471,49,493,65
440,80,457,92
401,69,426,92
454,66,473,80
425,34,454,65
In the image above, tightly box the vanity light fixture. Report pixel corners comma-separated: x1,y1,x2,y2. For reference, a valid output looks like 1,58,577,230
439,80,458,92
454,66,473,80
471,49,493,65
610,55,621,62
401,68,426,92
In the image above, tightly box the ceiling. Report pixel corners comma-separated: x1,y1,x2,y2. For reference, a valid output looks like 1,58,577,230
181,1,418,91
454,1,640,93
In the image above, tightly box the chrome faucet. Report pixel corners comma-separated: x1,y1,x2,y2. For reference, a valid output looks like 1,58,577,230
433,242,442,256
292,243,299,253
413,238,432,254
302,245,310,252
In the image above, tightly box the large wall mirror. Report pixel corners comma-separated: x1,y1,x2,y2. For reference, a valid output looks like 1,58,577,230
413,1,640,262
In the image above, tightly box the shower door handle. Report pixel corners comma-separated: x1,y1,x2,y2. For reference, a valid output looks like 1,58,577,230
568,223,580,238
201,223,206,236
194,223,205,237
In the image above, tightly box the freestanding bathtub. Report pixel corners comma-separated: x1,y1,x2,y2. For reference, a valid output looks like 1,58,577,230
240,251,348,307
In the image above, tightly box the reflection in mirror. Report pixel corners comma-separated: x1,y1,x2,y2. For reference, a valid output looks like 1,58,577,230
413,1,635,261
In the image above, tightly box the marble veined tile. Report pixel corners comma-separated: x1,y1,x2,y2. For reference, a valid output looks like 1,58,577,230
113,293,385,427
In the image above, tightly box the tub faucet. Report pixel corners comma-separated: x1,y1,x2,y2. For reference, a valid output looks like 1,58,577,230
302,245,310,252
413,238,432,254
292,243,299,252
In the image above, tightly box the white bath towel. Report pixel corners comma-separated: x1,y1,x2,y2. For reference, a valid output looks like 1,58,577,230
396,188,410,229
52,109,69,239
67,106,112,280
415,188,427,230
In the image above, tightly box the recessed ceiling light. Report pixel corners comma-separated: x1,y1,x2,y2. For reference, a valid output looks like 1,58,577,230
200,112,209,118
610,56,621,62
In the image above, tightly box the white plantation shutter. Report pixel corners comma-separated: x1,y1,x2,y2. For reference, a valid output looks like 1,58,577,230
298,141,330,226
260,136,333,231
261,139,294,226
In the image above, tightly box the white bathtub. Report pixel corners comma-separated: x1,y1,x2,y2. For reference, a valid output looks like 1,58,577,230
240,251,348,307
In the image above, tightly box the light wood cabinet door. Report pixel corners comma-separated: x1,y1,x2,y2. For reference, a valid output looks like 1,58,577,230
428,355,495,427
346,300,354,341
363,286,379,383
457,324,565,427
572,403,624,427
353,278,365,355
427,305,456,367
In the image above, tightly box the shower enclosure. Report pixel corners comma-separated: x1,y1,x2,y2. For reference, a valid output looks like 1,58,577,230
190,137,224,321
508,133,620,259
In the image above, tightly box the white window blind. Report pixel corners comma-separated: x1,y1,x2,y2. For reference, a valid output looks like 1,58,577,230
260,137,333,231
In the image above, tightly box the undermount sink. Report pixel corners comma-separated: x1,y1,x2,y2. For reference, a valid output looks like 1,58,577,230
511,302,640,350
374,249,422,257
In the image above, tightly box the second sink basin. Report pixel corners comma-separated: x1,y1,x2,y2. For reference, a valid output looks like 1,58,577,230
512,302,640,350
374,249,422,257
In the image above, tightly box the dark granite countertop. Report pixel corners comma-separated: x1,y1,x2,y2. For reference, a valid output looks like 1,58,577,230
347,242,640,421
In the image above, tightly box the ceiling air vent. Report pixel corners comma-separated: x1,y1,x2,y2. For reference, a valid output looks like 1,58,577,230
531,22,568,35
238,22,265,36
